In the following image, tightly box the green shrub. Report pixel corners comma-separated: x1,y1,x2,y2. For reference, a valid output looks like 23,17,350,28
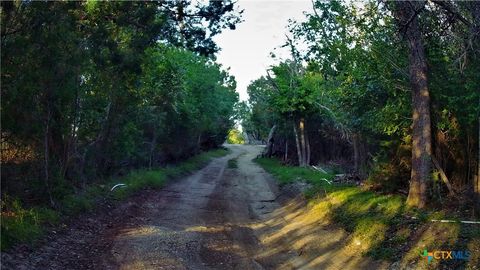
365,161,408,193
61,194,94,215
0,197,59,250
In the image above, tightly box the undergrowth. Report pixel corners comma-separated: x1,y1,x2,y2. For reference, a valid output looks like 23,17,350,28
255,157,480,268
1,148,228,251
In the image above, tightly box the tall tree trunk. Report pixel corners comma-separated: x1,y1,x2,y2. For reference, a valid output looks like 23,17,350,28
284,140,288,162
471,0,480,209
393,0,432,208
62,84,81,179
299,117,307,167
352,133,367,177
264,125,276,157
149,129,157,169
96,101,115,175
477,116,480,205
44,108,55,208
196,133,202,152
305,128,311,166
293,120,303,166
353,133,360,173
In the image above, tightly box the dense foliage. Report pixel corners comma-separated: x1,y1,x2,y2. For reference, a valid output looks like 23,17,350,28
242,0,479,208
226,129,245,144
1,1,241,208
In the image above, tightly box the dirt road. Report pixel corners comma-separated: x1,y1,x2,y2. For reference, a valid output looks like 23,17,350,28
2,144,388,270
101,144,301,269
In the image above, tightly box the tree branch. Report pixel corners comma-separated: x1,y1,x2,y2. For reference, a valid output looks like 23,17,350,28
431,0,472,27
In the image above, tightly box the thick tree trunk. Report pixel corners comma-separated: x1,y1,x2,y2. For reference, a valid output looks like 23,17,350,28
394,0,432,208
352,133,367,177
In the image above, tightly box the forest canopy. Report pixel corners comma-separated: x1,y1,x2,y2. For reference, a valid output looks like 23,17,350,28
241,0,480,209
1,0,241,207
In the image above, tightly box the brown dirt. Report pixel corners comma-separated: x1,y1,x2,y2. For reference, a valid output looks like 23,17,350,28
1,145,389,270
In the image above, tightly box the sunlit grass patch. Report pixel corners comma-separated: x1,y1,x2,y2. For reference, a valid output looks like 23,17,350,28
351,217,388,250
255,157,333,185
327,190,404,258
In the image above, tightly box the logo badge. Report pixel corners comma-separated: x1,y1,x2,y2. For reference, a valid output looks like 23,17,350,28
422,249,433,264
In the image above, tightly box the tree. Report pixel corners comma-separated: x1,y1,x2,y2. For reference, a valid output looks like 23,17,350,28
254,60,323,167
244,77,277,142
1,0,241,206
391,1,432,208
242,0,479,210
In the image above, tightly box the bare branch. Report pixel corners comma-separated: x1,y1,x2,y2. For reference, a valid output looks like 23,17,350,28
266,70,280,92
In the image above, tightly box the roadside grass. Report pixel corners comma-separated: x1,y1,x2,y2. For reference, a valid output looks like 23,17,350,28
0,197,59,250
227,158,238,169
255,157,333,185
255,157,480,267
1,148,229,251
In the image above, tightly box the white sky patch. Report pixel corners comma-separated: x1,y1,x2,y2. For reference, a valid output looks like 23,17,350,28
213,0,312,102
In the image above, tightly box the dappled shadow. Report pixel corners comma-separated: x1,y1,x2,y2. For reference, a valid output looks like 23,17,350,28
251,194,390,270
101,145,396,269
107,193,390,270
106,142,479,269
253,180,479,270
307,187,479,270
101,145,393,270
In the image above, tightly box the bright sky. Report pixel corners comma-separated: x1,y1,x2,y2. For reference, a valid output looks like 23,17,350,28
213,0,312,102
